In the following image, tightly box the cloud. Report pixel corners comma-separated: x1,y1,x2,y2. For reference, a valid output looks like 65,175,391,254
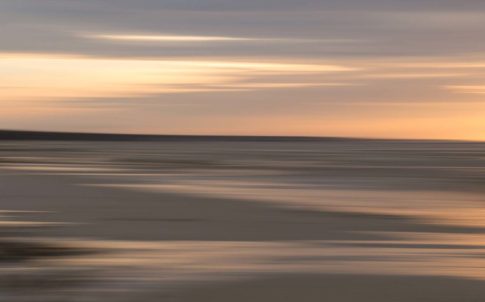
445,85,485,94
2,0,485,59
6,0,485,13
1,0,485,139
87,34,259,42
0,53,357,103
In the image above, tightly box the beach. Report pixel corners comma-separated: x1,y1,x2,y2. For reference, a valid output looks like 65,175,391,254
0,139,484,301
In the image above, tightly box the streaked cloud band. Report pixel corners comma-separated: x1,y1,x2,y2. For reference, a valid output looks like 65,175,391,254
88,34,258,42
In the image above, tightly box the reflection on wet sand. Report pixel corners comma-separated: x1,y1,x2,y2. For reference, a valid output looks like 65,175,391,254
0,139,484,301
107,180,485,227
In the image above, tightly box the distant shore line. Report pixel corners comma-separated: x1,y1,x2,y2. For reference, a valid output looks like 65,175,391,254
0,130,354,142
0,130,480,143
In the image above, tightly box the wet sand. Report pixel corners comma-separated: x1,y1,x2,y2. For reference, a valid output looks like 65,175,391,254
1,169,482,242
167,274,485,302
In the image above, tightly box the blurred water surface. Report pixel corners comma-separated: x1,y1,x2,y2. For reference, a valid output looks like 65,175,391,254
0,139,485,301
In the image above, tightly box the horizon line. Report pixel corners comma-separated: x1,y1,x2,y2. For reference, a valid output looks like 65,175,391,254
0,129,483,143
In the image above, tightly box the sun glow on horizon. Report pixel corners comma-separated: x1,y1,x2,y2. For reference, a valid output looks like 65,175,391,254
1,52,484,140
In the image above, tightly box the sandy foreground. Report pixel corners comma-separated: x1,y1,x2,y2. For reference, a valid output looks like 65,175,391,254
0,140,484,301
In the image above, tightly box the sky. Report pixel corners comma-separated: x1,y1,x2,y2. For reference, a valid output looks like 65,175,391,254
2,0,485,140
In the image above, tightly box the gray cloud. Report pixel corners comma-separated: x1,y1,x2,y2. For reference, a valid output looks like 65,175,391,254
5,0,485,13
2,0,485,59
